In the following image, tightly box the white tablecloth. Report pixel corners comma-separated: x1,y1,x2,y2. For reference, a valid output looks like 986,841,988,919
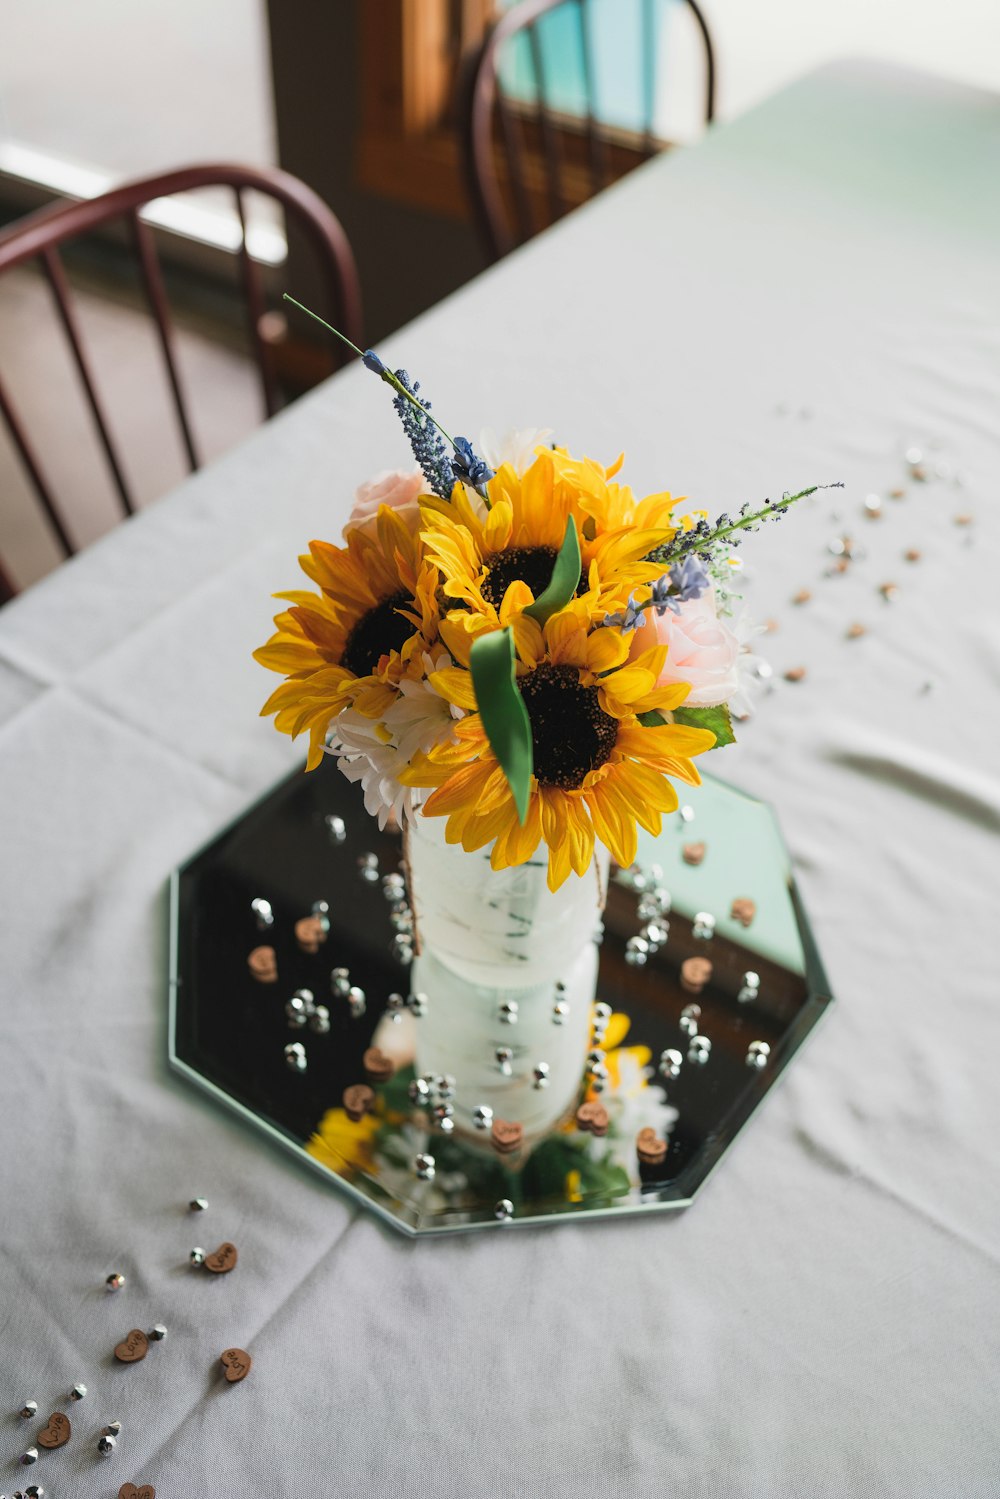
2,61,998,1498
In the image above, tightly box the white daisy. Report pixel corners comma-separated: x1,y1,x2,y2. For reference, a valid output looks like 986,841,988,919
479,425,554,476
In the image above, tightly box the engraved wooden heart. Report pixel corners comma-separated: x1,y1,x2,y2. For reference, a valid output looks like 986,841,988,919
682,842,706,866
114,1328,149,1362
362,1046,394,1082
294,915,327,953
220,1347,252,1383
203,1241,238,1274
576,1101,609,1136
37,1411,71,1448
636,1126,667,1163
490,1118,523,1154
247,945,277,982
119,1484,156,1499
343,1083,374,1121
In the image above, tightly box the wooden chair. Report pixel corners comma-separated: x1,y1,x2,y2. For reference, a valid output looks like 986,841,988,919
0,162,362,602
462,0,716,261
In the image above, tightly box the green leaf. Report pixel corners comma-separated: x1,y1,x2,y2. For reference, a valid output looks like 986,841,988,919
524,516,581,627
672,702,736,748
637,709,667,727
470,627,533,823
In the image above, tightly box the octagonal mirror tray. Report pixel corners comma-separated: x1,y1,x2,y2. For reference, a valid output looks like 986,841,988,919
169,765,832,1236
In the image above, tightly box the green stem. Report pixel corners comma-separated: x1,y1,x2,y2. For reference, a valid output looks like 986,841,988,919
282,294,457,448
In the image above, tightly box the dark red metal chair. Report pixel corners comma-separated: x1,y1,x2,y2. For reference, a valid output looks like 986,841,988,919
0,162,362,602
462,0,716,261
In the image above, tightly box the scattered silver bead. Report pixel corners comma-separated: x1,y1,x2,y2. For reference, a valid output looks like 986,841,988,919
746,1040,771,1069
105,1421,123,1436
637,896,660,920
385,992,406,1023
593,919,605,945
473,1104,493,1130
905,445,923,466
285,995,309,1028
189,1197,208,1212
589,1061,609,1085
149,1325,167,1342
414,1153,435,1181
693,911,716,940
495,1046,513,1076
737,971,760,1003
389,903,413,933
311,900,331,933
382,873,406,902
594,1002,612,1022
347,985,367,1018
432,1103,455,1126
69,1384,87,1401
391,934,414,964
498,1000,519,1025
284,1042,307,1073
494,1199,514,1221
660,1048,683,1079
97,1434,116,1456
679,805,694,823
642,920,668,951
26,1486,45,1498
406,991,428,1017
408,1077,431,1107
587,1048,606,1067
437,1115,455,1134
433,1074,456,1101
309,1004,331,1034
533,1062,550,1089
864,493,882,517
250,897,274,930
552,1000,569,1025
625,935,649,966
325,813,347,844
19,1401,37,1419
688,1036,712,1065
190,1247,205,1266
754,659,774,681
680,1004,701,1037
330,967,351,997
21,1450,38,1466
357,852,380,884
106,1272,126,1291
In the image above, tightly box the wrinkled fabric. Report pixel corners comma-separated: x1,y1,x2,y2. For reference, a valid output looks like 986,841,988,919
1,62,998,1499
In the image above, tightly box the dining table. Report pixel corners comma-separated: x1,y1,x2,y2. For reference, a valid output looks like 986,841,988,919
1,58,998,1499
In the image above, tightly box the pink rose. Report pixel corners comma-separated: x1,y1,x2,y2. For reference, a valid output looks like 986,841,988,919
343,469,425,538
630,588,740,708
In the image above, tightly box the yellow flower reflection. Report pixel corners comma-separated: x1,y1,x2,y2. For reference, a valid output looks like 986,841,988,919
307,1107,381,1180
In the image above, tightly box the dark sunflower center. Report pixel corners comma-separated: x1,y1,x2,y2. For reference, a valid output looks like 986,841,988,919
520,663,618,790
481,546,558,609
341,591,413,677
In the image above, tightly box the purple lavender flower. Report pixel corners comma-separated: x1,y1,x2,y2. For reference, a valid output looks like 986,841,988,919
602,592,645,634
451,436,494,497
669,555,710,603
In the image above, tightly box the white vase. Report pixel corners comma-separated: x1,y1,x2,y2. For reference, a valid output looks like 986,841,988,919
406,810,608,1142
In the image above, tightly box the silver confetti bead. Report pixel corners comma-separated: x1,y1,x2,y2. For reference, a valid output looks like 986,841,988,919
660,1047,683,1079
105,1272,125,1291
325,813,347,844
433,1074,456,1101
19,1401,37,1419
437,1115,455,1134
189,1197,208,1212
552,1000,569,1025
382,873,406,902
311,900,331,933
414,1153,435,1181
69,1384,87,1401
385,992,405,1022
389,903,413,933
680,1004,701,1037
330,967,351,997
357,852,380,884
587,1048,606,1067
26,1486,45,1498
295,987,315,1013
149,1325,167,1342
391,934,414,964
746,1040,771,1069
250,897,274,930
533,1062,550,1089
495,1046,513,1077
285,995,308,1028
594,1002,612,1022
408,1077,431,1107
642,920,669,951
737,971,760,1004
688,1035,712,1065
97,1434,116,1456
473,1104,493,1130
494,1199,514,1221
105,1421,122,1436
693,911,716,940
679,805,694,823
432,1102,455,1126
284,1042,307,1073
309,1005,331,1034
406,991,428,1018
498,1000,519,1024
21,1450,38,1465
190,1247,205,1266
347,985,367,1018
625,935,649,966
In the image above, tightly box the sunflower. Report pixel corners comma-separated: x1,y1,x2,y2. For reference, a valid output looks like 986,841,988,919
399,596,717,889
254,505,441,769
419,448,681,646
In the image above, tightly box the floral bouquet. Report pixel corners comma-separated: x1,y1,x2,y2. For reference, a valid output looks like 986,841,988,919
256,301,824,896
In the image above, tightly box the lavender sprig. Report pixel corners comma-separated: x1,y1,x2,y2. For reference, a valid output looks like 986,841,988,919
391,370,454,500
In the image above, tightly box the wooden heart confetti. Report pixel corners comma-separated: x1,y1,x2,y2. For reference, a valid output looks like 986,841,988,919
636,1127,668,1166
490,1118,524,1155
575,1101,609,1137
114,1328,149,1363
247,945,277,983
343,1083,374,1121
37,1411,71,1448
119,1485,156,1499
362,1046,395,1083
682,842,706,867
220,1347,252,1383
783,666,807,682
680,956,713,994
294,915,327,953
730,898,756,928
203,1241,238,1274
